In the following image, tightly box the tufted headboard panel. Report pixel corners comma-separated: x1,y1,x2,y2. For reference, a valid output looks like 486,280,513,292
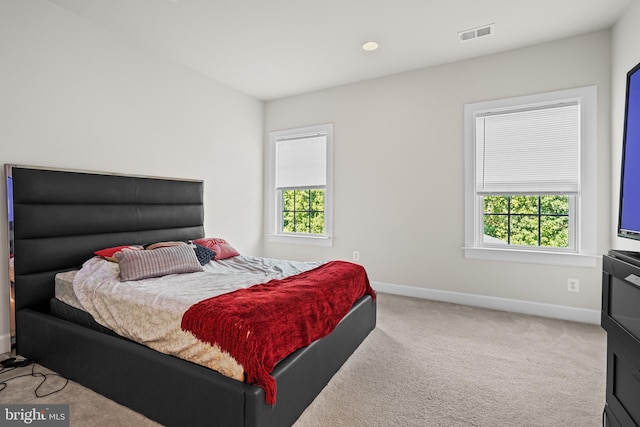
7,165,205,312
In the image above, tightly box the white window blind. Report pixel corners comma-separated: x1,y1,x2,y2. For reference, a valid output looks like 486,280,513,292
275,134,327,189
475,102,580,194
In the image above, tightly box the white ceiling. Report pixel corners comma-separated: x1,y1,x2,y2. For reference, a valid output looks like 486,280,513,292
47,0,633,100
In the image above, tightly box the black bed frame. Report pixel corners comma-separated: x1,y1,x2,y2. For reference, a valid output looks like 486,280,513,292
8,165,376,427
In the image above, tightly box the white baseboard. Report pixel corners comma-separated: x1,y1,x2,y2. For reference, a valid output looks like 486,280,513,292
0,333,12,355
371,281,601,325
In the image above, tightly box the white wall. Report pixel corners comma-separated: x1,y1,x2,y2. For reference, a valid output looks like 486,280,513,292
264,31,612,320
612,0,640,251
0,1,264,352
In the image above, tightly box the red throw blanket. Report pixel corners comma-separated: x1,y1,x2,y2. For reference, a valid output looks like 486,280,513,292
181,261,375,405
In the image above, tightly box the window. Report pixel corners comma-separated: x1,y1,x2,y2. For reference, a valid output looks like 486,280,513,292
268,124,333,246
464,86,597,266
483,195,572,248
282,189,325,234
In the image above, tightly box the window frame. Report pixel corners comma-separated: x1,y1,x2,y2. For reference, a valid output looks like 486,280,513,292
463,86,598,267
268,123,334,247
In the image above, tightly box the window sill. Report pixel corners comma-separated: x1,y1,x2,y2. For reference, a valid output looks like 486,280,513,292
463,246,598,267
268,234,333,247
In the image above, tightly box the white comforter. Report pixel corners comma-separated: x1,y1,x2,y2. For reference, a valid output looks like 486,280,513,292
72,255,323,380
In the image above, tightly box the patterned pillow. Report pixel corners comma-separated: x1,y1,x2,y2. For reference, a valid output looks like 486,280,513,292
192,237,240,260
192,243,216,265
115,245,203,281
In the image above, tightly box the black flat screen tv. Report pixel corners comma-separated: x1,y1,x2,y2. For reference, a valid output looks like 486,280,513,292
618,61,640,242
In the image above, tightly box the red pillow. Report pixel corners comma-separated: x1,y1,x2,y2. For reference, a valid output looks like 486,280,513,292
94,245,141,262
192,238,239,260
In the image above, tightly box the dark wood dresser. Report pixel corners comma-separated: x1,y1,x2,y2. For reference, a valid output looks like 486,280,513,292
602,251,640,427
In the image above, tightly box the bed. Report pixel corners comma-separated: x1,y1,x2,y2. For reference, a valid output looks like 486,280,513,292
7,164,377,427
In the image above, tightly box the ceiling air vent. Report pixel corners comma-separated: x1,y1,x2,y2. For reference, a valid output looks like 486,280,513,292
458,24,495,42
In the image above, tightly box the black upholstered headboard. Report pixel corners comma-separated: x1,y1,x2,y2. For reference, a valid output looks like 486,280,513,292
7,165,204,313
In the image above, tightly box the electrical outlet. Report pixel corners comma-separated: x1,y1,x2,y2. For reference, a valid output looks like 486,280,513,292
352,251,360,261
567,278,580,293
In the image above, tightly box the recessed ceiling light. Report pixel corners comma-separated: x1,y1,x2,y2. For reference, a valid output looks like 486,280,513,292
361,41,379,52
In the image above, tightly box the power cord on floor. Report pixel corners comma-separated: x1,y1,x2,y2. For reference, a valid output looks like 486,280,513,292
0,356,69,397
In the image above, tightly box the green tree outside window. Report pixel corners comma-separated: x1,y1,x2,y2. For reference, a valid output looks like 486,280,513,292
282,189,325,234
483,195,569,248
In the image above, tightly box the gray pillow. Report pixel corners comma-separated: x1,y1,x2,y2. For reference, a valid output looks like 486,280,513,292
115,245,203,281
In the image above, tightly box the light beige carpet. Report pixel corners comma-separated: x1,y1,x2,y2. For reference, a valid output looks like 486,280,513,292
0,293,606,426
